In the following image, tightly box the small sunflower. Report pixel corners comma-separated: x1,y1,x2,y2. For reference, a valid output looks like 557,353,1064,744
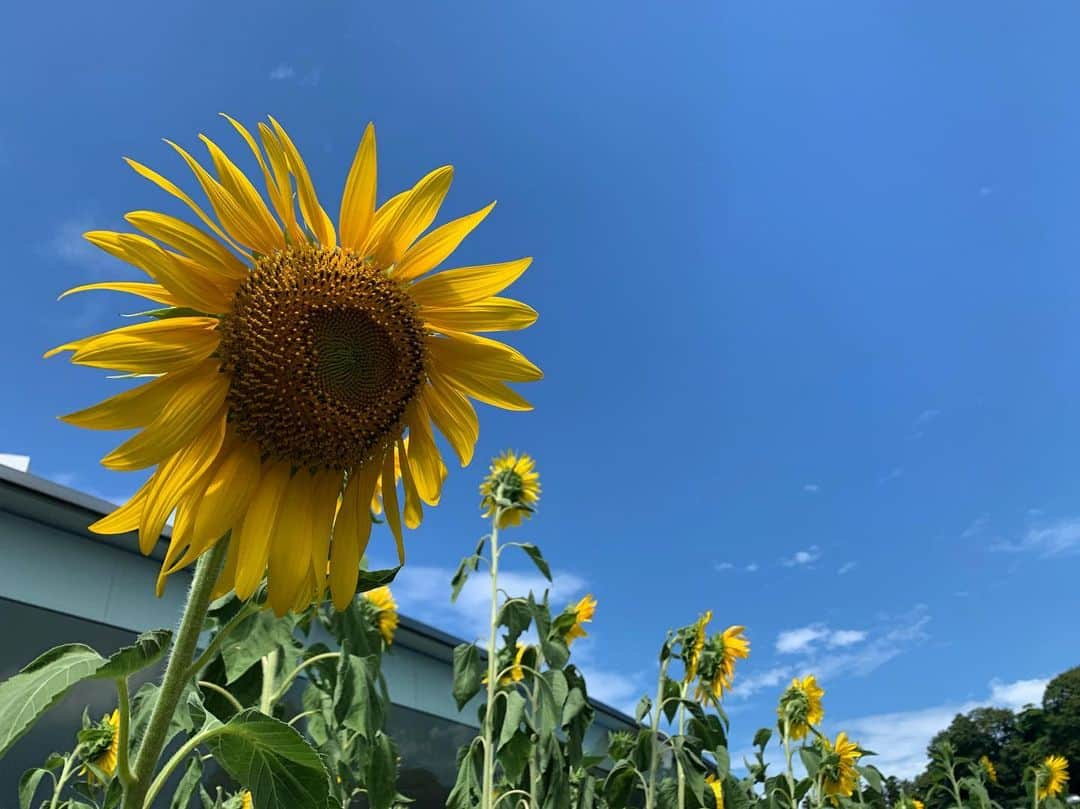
820,731,862,799
48,116,540,615
564,594,597,644
910,800,924,809
499,643,529,685
705,773,724,809
479,450,540,528
694,625,750,703
79,709,120,782
778,674,825,740
980,755,998,785
241,791,254,809
363,585,399,645
683,610,713,683
1038,755,1069,800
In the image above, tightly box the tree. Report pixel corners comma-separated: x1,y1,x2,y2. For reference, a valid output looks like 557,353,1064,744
1044,666,1080,769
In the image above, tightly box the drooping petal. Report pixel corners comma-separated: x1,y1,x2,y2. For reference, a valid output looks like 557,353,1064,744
375,166,453,266
267,117,336,247
338,123,377,250
409,258,532,308
267,471,319,615
308,470,344,596
233,461,291,600
329,460,381,610
397,438,423,529
395,201,494,282
61,371,184,431
101,363,228,470
405,399,446,505
421,371,479,466
420,297,538,333
59,281,180,307
427,330,543,382
191,440,263,545
381,448,405,564
49,318,220,373
124,211,249,281
138,414,227,554
89,474,155,535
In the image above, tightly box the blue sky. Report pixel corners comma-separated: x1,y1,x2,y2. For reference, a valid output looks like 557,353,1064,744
2,0,1078,778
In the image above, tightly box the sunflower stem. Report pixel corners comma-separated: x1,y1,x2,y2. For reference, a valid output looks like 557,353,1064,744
259,648,280,715
782,717,798,809
481,511,503,809
121,539,228,809
183,598,259,682
644,654,671,809
271,651,340,704
115,677,135,787
676,680,689,809
49,745,83,809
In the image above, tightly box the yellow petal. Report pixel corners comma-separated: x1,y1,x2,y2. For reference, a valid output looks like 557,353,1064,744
220,114,297,239
338,123,377,250
56,318,220,374
61,372,182,431
308,471,344,596
359,190,409,259
84,231,233,313
329,461,380,610
427,330,543,382
441,368,533,412
405,400,446,505
422,372,479,467
165,139,275,254
157,475,212,594
212,529,243,601
198,134,285,253
267,117,336,247
398,438,423,530
101,364,228,470
376,166,453,266
409,258,532,308
192,440,263,544
420,297,538,333
59,282,180,307
395,201,494,282
233,461,291,600
89,475,155,535
138,414,227,554
124,157,250,257
267,471,318,615
124,211,248,281
381,448,405,564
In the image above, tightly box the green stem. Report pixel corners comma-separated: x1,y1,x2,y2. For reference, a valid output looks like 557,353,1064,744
528,645,546,809
676,680,689,809
121,539,229,809
197,680,245,713
183,600,259,681
482,512,503,809
116,677,135,787
1033,772,1041,809
644,655,671,809
782,717,798,809
259,648,280,715
49,746,83,809
271,651,340,704
142,724,226,808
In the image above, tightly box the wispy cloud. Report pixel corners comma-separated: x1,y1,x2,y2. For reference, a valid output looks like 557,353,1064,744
908,409,941,440
803,483,820,493
269,63,296,80
745,562,759,573
714,562,734,572
268,63,321,86
782,546,821,567
878,466,904,485
775,624,867,655
991,517,1080,558
842,676,1047,778
837,562,857,575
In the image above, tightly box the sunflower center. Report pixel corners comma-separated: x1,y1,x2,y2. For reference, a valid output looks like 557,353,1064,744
219,247,427,469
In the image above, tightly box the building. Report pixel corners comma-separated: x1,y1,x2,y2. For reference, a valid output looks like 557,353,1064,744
0,462,632,802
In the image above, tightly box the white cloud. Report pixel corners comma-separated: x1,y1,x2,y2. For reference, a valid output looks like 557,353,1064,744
775,625,866,655
837,562,857,575
803,484,820,493
745,562,759,573
269,63,296,80
991,517,1080,558
714,562,734,572
782,546,821,567
878,466,904,485
828,629,867,648
841,676,1048,778
909,409,941,439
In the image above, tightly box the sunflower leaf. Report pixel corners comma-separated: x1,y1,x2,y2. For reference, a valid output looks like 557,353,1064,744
451,643,484,711
93,629,172,680
356,566,400,593
517,543,552,581
0,644,107,758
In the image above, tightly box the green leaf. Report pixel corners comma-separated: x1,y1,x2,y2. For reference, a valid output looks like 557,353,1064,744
220,613,297,684
562,685,588,726
19,767,52,809
169,757,204,809
537,670,569,739
0,644,107,757
103,777,123,809
662,676,682,724
714,745,731,780
447,741,483,809
499,690,528,751
337,654,384,740
858,764,883,793
499,729,533,783
365,732,398,809
602,762,637,808
799,747,822,777
635,695,652,723
205,710,332,809
451,644,483,711
753,727,773,749
93,629,172,680
518,542,552,581
356,566,400,593
498,598,533,644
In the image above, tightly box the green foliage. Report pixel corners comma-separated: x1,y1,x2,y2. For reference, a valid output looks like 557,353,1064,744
92,630,172,680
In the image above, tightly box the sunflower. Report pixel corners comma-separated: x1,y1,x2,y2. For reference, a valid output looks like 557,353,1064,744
564,594,597,644
47,116,540,615
980,755,998,785
479,450,540,528
499,643,529,685
778,674,824,740
683,610,713,683
911,800,924,809
694,625,750,703
79,709,120,782
363,585,399,645
1037,755,1069,800
705,773,724,809
241,791,254,809
820,731,862,799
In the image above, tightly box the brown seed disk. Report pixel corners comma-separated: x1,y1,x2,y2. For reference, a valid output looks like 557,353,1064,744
219,247,427,469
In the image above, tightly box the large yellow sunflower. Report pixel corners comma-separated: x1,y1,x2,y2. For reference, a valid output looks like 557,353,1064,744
47,116,540,615
363,585,399,645
1037,755,1069,800
820,731,861,799
778,674,824,740
694,625,750,703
